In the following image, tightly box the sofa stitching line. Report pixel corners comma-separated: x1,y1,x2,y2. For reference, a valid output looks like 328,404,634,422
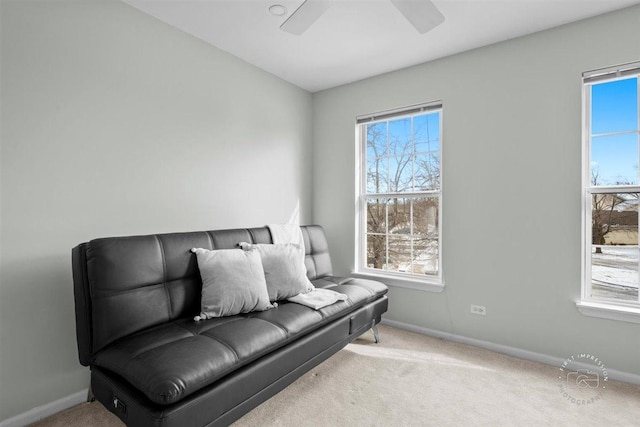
302,227,314,279
155,235,173,319
248,313,297,336
172,319,198,337
91,282,167,298
194,316,244,334
249,316,290,337
247,317,289,338
173,314,281,350
201,334,239,362
308,229,319,279
112,332,195,363
192,317,245,361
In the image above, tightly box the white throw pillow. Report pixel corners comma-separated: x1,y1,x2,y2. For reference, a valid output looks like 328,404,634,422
191,248,274,319
240,243,314,301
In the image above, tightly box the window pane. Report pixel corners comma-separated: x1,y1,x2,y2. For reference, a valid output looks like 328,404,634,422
413,237,438,275
414,152,440,191
388,117,412,153
413,197,439,238
366,122,387,159
414,112,440,153
367,158,388,193
388,156,412,192
366,198,387,235
366,234,386,270
591,78,638,135
591,133,638,185
591,192,639,301
388,234,411,272
388,198,411,234
388,118,413,191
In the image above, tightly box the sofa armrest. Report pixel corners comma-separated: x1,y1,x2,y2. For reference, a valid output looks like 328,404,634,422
72,243,93,366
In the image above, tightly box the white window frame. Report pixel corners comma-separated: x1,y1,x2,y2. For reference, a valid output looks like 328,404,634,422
354,102,444,290
579,62,640,323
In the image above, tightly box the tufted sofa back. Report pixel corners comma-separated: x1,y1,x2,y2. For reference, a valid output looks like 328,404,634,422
72,225,333,366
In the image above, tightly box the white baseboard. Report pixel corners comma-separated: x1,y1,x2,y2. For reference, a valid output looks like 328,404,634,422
381,318,640,386
0,389,88,427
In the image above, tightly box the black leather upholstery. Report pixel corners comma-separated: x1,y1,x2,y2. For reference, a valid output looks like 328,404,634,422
89,299,387,427
72,225,388,426
301,226,333,278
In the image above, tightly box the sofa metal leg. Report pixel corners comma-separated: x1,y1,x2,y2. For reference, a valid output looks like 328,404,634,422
371,321,380,344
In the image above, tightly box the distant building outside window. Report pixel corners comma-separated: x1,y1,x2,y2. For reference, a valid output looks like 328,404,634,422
583,63,640,310
355,102,442,284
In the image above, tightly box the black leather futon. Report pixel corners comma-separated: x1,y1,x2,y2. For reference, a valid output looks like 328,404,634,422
72,225,388,426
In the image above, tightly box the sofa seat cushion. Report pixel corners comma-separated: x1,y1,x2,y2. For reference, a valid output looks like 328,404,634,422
93,317,288,405
93,276,388,406
312,275,389,300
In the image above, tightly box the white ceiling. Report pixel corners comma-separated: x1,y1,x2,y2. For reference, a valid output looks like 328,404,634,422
123,0,640,92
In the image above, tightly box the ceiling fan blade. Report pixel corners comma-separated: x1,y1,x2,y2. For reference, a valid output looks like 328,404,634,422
280,0,331,35
391,0,444,34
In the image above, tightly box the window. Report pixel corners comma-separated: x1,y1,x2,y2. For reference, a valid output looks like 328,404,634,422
582,62,640,320
355,102,442,285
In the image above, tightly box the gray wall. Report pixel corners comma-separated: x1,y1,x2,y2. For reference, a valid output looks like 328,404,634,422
3,0,640,422
313,6,640,374
0,0,312,420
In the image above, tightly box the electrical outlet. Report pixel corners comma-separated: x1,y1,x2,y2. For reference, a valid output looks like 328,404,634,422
470,304,486,315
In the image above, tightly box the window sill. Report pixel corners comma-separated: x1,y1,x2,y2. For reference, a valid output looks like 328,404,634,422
576,300,640,324
351,271,445,293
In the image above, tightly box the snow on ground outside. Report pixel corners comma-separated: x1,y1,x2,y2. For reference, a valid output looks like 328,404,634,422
591,245,639,301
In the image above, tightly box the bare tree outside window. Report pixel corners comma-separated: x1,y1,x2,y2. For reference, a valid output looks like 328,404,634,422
590,168,636,253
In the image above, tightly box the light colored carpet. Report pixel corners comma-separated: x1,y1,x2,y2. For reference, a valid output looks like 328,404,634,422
31,325,640,427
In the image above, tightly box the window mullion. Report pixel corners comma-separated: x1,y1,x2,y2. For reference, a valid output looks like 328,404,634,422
410,199,414,273
411,115,415,192
589,185,640,194
591,129,639,138
585,84,593,300
586,190,593,300
364,191,440,198
385,121,390,271
385,199,389,271
386,122,390,194
410,117,415,273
